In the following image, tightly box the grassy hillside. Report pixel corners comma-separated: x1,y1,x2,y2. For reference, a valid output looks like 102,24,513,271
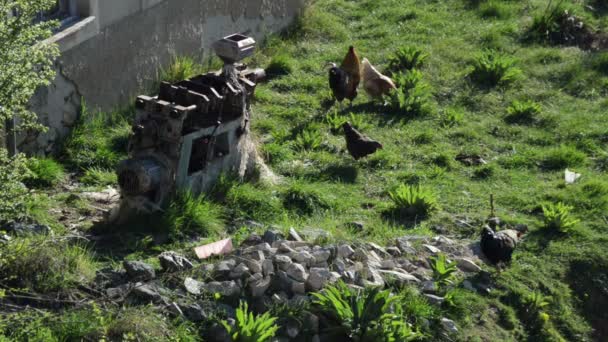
1,0,608,341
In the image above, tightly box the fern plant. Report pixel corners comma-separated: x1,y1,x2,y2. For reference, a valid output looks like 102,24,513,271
505,100,541,125
387,70,433,117
469,50,521,87
295,127,323,151
326,111,366,134
541,202,580,233
389,184,438,218
222,302,279,342
388,46,428,72
440,108,464,128
312,282,420,341
429,253,457,289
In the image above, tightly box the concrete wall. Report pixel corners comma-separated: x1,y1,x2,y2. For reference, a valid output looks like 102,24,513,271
24,0,305,154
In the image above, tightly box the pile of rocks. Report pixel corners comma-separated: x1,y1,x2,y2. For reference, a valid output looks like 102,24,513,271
95,229,488,341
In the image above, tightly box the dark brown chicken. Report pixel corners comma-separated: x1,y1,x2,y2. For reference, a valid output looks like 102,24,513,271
328,63,349,104
340,46,361,104
343,122,383,160
480,224,527,265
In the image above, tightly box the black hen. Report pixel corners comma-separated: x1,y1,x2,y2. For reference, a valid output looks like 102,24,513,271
480,225,524,265
329,63,349,104
343,122,383,160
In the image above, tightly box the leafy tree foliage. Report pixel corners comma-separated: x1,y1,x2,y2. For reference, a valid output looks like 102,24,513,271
0,0,59,132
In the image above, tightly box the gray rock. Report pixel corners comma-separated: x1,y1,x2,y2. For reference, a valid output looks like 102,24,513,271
307,268,336,291
423,244,441,254
312,249,331,264
386,246,401,257
424,294,445,306
277,242,296,254
159,251,193,272
263,230,285,244
347,221,365,231
106,284,130,300
184,277,205,295
166,302,183,317
380,259,397,270
457,258,481,273
3,221,52,236
241,243,272,256
303,312,320,334
432,235,455,246
262,259,275,276
286,321,300,338
183,303,207,322
360,266,384,287
288,227,303,242
290,250,314,266
249,275,272,298
441,317,458,333
337,244,355,259
244,259,262,274
216,259,237,275
123,260,155,281
367,242,390,258
240,233,263,247
273,254,293,271
201,281,241,298
286,263,308,282
421,280,437,293
378,269,420,285
229,263,250,279
463,280,476,292
244,250,266,261
130,282,163,303
395,237,416,254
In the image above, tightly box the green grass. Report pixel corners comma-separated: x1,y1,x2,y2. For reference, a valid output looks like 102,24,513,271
24,157,65,188
164,191,225,241
79,167,117,186
7,0,608,340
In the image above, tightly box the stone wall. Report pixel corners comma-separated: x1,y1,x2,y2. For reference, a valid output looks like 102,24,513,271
24,0,305,154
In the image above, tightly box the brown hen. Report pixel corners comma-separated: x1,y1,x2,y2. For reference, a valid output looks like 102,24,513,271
343,122,383,160
362,58,396,98
340,46,361,104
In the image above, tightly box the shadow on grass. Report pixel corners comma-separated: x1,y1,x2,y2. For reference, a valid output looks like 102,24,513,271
380,208,427,229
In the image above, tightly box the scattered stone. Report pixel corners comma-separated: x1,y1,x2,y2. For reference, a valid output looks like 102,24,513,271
200,281,241,298
378,269,420,285
307,268,337,291
290,250,314,266
286,263,308,282
312,249,331,264
441,317,458,334
123,260,156,281
380,259,397,270
130,282,163,303
184,277,205,295
286,321,300,338
262,230,284,244
423,244,441,254
240,233,262,247
432,236,455,246
386,246,401,257
2,221,52,236
367,242,390,258
337,244,355,259
166,302,183,317
424,294,445,306
216,259,237,276
229,263,250,279
463,280,476,292
457,258,482,273
288,227,303,242
244,259,262,274
262,259,275,276
159,251,193,272
81,187,120,203
249,275,272,298
106,284,130,300
421,280,437,293
274,254,293,271
395,238,417,255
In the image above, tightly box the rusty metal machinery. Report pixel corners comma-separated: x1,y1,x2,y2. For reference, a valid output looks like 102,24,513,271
116,34,265,213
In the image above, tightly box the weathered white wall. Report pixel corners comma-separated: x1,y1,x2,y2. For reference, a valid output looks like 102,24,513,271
25,0,305,154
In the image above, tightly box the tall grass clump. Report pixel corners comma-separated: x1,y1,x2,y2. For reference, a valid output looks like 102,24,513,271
469,50,521,87
527,0,587,46
539,145,586,170
0,236,97,293
222,301,279,342
23,157,65,188
312,282,421,341
541,202,579,233
79,167,117,186
387,46,428,72
265,54,295,77
387,69,433,117
225,183,282,222
389,184,438,218
504,100,541,125
159,55,204,83
164,191,224,240
282,181,330,215
478,0,512,19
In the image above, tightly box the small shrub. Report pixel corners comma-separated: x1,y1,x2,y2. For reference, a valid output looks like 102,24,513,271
387,69,433,117
429,253,458,289
388,46,428,72
160,55,204,83
80,167,117,186
226,183,282,222
312,282,421,341
413,130,433,145
23,158,65,188
440,108,464,128
542,202,579,233
266,54,295,76
295,127,323,151
469,50,521,87
0,236,97,293
591,52,608,75
479,0,511,19
389,184,438,218
505,100,542,125
399,287,437,327
0,151,30,221
540,145,586,170
164,191,224,240
222,301,279,342
430,153,452,169
473,164,495,179
262,142,293,165
527,1,590,47
282,181,329,215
